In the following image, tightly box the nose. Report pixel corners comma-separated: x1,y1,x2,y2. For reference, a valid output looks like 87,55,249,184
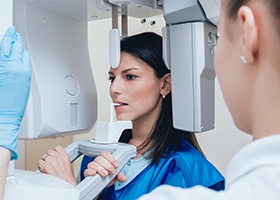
110,77,122,96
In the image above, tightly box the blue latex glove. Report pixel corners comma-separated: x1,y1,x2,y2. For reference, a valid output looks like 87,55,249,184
0,26,31,160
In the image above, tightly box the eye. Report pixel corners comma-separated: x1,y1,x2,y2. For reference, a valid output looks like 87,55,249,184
108,76,115,83
126,74,137,80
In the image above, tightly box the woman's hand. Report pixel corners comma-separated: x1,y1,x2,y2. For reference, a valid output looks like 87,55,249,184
84,151,126,187
38,145,77,186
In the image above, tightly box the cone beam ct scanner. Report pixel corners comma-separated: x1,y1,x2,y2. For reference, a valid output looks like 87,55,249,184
1,0,220,199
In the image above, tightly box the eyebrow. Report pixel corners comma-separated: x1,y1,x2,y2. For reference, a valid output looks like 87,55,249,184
108,67,139,75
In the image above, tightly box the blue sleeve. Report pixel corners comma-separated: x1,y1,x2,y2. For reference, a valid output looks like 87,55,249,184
163,155,224,191
160,159,191,188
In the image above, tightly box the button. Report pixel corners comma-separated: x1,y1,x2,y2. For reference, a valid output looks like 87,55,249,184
64,75,79,96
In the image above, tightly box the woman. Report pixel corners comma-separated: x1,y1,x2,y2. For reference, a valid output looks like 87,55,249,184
39,32,224,199
139,0,280,199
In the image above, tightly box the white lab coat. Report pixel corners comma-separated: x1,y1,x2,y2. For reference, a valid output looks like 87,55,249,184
138,134,280,200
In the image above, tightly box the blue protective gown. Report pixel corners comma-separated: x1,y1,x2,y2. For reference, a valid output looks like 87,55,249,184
81,131,224,200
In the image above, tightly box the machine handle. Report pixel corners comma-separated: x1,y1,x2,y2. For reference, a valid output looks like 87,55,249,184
65,140,136,200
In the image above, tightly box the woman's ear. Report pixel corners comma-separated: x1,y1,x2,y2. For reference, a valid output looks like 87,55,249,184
161,73,171,96
238,5,258,63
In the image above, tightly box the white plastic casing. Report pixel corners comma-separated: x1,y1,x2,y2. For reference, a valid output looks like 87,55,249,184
109,29,121,69
13,0,98,139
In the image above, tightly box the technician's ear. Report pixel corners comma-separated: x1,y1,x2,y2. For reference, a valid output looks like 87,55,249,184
238,5,258,63
161,73,171,96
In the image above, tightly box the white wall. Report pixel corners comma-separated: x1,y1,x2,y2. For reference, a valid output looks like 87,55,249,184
0,0,12,39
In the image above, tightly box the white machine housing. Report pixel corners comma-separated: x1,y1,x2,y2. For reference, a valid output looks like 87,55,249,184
162,0,219,132
14,0,98,139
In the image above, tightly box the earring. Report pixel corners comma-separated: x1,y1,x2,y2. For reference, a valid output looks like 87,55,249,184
240,55,248,64
162,94,166,99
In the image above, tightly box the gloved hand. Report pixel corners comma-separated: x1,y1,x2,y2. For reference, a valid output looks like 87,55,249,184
0,26,31,160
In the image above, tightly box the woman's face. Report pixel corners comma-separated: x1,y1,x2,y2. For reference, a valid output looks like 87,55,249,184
214,0,251,132
109,52,163,122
